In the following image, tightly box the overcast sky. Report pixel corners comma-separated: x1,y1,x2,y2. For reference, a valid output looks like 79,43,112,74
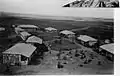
0,0,113,18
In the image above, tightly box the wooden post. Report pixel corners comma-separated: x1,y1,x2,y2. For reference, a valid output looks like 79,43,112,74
19,55,21,65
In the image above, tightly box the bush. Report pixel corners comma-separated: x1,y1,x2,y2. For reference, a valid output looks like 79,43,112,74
78,64,83,67
0,64,7,73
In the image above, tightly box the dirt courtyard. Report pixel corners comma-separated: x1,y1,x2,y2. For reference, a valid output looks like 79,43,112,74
3,39,113,75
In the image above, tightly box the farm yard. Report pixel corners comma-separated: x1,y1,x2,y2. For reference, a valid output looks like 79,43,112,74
0,15,114,75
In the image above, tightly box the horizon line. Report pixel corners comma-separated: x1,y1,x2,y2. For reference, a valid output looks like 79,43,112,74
0,11,113,19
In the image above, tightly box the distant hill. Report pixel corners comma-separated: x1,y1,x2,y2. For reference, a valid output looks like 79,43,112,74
0,12,113,22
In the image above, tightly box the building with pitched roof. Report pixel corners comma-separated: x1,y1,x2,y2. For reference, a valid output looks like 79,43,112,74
19,31,31,40
60,30,75,35
45,27,57,32
3,43,37,65
77,35,97,47
26,36,43,44
18,24,38,29
60,30,75,41
17,24,39,32
26,36,48,57
99,43,114,61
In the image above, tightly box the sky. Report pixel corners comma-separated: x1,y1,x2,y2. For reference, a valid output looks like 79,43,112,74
0,0,114,18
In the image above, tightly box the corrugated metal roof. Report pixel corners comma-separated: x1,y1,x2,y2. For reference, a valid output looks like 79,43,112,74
45,27,57,31
60,30,75,35
18,25,38,28
77,35,97,42
3,43,36,57
100,43,114,54
26,36,43,44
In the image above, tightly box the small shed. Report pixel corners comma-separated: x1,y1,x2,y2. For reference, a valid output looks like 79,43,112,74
77,35,97,47
3,43,37,65
45,27,57,32
26,36,48,55
19,31,31,41
99,43,114,61
26,36,43,44
17,25,39,32
60,30,75,41
60,30,75,37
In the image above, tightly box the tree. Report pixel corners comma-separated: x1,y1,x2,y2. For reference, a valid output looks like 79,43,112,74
0,16,17,37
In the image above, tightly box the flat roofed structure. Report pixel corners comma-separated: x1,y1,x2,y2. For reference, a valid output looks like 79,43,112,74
26,36,43,44
100,43,114,54
77,35,97,42
18,24,38,29
3,43,36,57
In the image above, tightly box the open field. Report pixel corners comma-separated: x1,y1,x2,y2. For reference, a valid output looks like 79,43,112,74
15,17,113,39
0,15,113,39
